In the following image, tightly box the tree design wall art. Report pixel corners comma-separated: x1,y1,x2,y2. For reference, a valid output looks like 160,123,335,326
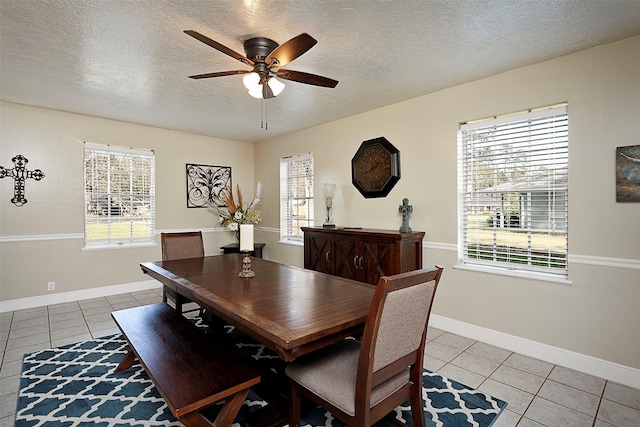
186,163,231,208
616,145,640,202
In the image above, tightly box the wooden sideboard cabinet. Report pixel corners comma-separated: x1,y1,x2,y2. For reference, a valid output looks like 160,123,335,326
302,227,424,285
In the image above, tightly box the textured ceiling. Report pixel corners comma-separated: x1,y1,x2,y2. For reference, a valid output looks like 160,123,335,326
2,0,640,143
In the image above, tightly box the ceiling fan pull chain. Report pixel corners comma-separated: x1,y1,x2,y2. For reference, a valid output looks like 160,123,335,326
260,98,268,131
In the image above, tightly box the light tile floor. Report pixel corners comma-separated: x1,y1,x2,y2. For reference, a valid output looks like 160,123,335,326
1,288,639,427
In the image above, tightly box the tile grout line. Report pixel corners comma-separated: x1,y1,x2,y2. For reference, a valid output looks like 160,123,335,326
1,312,14,366
432,340,630,426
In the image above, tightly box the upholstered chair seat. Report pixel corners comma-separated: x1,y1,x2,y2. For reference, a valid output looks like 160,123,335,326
286,339,410,416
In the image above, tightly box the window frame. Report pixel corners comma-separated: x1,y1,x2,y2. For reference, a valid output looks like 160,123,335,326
83,142,155,249
279,153,314,243
457,104,569,282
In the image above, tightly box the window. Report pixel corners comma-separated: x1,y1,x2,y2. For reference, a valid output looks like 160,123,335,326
84,142,155,248
458,104,568,279
280,153,314,241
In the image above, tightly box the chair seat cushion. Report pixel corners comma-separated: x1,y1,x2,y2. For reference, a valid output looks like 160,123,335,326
285,339,410,416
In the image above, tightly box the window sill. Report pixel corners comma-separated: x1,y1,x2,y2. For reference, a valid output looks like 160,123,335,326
82,242,157,251
453,263,572,285
277,238,304,247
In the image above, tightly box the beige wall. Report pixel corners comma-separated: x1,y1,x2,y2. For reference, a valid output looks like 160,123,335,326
1,36,639,373
0,102,255,299
254,36,640,369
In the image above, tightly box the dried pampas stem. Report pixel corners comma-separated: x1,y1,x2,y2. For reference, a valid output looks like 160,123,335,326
236,185,243,211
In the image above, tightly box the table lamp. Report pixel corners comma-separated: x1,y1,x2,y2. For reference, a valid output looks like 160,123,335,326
323,183,336,227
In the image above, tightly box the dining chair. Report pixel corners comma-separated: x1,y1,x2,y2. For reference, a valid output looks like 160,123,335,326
160,231,204,313
286,266,443,427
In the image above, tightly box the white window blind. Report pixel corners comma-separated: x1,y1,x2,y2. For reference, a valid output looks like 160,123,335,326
458,105,568,278
84,142,155,247
280,153,314,240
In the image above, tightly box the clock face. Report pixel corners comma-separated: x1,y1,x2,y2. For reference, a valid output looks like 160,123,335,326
354,145,393,191
351,137,400,198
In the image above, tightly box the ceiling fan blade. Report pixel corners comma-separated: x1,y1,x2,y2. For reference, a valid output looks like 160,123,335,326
265,33,317,68
188,70,251,79
184,30,254,66
275,69,338,88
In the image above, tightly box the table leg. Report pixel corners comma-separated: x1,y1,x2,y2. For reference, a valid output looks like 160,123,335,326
114,349,137,373
178,389,250,427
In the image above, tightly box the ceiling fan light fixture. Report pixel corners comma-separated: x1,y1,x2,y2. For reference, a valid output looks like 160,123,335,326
248,84,264,99
242,72,260,90
268,77,285,97
244,74,285,99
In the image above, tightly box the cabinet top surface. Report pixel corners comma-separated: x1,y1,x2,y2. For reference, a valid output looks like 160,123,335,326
301,226,424,238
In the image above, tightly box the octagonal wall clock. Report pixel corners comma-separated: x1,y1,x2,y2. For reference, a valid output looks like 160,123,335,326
351,137,401,198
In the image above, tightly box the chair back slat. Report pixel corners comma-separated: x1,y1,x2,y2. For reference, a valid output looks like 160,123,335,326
358,267,442,388
373,279,436,372
161,232,204,261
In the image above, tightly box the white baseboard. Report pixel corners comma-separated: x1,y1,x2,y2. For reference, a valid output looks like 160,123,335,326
429,314,640,390
0,280,161,313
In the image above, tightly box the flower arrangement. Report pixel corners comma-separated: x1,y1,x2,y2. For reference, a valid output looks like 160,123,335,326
215,182,262,231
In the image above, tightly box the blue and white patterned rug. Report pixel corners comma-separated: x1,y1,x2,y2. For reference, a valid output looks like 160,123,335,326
16,333,506,426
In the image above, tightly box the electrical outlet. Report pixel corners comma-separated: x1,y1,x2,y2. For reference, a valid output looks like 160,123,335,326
47,281,55,291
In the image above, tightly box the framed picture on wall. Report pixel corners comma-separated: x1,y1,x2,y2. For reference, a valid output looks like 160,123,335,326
616,145,640,202
186,163,232,208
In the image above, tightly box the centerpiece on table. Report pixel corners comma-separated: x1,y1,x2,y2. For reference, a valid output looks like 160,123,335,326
215,182,262,241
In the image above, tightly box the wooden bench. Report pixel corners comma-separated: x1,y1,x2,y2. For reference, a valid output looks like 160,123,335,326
111,303,261,427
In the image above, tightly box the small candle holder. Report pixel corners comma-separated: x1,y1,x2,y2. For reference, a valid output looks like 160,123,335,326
238,251,255,278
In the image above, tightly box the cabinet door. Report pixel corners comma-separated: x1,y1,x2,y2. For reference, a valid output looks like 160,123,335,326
304,233,333,274
333,237,360,281
361,241,396,285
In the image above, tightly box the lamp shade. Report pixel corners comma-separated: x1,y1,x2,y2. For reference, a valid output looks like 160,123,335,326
243,73,285,99
267,77,285,97
323,183,336,198
242,72,260,90
248,85,264,99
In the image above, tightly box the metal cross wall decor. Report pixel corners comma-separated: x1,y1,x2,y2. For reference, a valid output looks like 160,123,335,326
0,155,45,207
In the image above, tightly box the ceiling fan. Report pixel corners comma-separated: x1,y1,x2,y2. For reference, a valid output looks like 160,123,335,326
184,30,339,99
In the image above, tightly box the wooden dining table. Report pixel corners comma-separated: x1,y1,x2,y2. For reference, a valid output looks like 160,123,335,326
140,254,376,362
